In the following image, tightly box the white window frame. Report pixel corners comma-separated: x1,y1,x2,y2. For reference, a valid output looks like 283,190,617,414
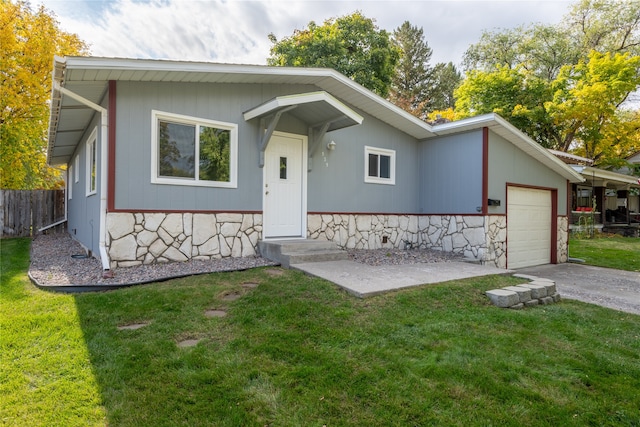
151,110,238,188
68,166,73,200
74,155,79,183
364,146,396,185
85,127,97,196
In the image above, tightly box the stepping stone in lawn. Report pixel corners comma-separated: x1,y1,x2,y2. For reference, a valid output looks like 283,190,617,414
117,322,150,331
177,339,201,348
204,309,227,318
265,268,285,277
221,291,242,301
242,282,259,289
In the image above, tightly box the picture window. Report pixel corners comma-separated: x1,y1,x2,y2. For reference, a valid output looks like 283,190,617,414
151,111,237,188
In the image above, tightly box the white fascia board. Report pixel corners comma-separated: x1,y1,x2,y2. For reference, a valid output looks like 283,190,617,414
430,113,497,135
581,166,640,186
548,149,593,165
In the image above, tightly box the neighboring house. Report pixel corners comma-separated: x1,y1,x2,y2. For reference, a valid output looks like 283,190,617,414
47,56,584,272
549,150,640,232
620,150,640,176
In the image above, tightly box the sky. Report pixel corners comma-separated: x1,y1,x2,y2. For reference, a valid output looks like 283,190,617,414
38,0,574,67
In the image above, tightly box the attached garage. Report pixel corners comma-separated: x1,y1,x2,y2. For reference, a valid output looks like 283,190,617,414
506,186,555,269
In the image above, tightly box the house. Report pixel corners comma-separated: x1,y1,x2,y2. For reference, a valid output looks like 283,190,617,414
550,150,640,234
47,56,584,273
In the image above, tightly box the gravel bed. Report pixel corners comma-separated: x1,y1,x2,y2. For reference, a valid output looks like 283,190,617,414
29,234,463,287
347,247,463,265
29,234,277,286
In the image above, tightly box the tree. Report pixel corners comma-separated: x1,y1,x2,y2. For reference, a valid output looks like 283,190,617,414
564,0,640,56
267,12,399,97
457,0,640,167
428,62,462,111
455,51,640,165
389,22,461,118
455,65,558,147
462,0,640,79
1,0,87,189
546,51,640,162
389,21,433,118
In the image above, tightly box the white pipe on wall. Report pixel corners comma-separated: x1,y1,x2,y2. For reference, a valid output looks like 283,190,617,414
53,82,111,272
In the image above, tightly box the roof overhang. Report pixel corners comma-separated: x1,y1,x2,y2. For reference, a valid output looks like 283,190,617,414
571,165,640,189
46,56,436,165
547,149,593,166
243,91,363,131
432,114,585,183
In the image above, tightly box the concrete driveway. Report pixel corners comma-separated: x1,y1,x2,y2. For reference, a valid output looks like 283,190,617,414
516,263,640,315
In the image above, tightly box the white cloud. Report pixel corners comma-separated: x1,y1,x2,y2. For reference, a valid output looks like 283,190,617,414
41,0,572,66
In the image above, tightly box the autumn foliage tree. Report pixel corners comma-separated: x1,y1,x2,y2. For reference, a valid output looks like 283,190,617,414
1,0,87,189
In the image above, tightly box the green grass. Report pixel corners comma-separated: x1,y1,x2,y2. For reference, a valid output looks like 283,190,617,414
2,238,640,426
570,235,640,271
0,238,107,426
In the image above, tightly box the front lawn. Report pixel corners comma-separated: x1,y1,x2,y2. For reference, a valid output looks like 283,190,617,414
570,235,640,271
2,238,640,426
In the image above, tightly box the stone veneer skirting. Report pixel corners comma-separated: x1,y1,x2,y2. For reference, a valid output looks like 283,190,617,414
105,212,569,270
106,212,262,269
308,214,508,268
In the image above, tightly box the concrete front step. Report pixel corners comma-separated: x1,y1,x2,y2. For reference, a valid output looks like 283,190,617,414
258,239,349,268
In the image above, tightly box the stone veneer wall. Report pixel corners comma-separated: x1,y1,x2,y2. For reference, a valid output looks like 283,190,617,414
557,216,569,263
307,214,505,266
105,212,568,270
485,216,508,268
106,212,262,269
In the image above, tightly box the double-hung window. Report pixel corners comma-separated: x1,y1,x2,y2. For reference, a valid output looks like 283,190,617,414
364,146,395,185
151,111,238,188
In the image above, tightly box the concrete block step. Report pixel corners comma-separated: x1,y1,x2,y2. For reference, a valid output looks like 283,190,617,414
258,239,348,268
284,250,350,267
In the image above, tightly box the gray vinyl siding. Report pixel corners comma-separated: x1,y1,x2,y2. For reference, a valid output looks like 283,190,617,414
66,113,103,256
113,81,319,211
419,131,483,214
307,112,421,213
488,131,568,215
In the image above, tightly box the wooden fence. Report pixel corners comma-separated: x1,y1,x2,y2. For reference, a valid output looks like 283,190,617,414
0,190,66,238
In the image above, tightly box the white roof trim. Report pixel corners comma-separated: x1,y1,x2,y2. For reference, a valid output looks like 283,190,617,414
243,91,363,124
572,165,640,187
548,149,593,165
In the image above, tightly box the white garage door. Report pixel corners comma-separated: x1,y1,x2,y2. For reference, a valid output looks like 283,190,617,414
507,187,552,269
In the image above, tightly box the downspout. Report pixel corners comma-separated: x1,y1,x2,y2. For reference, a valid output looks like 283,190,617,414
53,81,111,272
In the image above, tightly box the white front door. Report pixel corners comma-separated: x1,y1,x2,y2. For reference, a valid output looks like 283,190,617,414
263,132,307,238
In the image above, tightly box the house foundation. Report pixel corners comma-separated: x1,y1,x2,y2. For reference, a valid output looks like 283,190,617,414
105,212,568,270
